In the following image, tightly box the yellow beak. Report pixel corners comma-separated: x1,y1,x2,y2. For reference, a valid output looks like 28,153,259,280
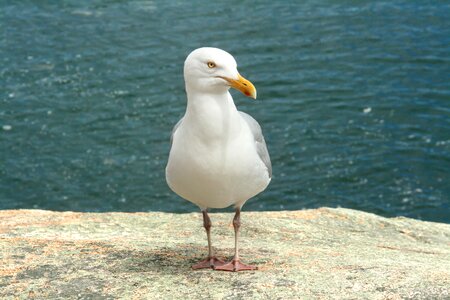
221,74,257,99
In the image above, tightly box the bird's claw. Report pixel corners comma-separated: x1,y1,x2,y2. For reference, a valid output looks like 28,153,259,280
214,259,258,272
192,257,226,270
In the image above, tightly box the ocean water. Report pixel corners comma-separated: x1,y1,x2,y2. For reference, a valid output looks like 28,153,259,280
1,1,449,223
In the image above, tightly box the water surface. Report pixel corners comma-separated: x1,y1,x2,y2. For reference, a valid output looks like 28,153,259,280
1,1,449,222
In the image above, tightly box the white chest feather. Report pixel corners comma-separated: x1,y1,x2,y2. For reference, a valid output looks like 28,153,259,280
166,93,270,209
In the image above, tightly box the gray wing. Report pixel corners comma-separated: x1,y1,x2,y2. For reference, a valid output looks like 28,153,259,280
239,111,272,178
170,117,183,145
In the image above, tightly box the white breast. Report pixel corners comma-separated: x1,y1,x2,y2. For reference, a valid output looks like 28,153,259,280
166,106,270,209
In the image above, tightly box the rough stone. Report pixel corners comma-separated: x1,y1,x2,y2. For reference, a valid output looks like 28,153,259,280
0,208,449,299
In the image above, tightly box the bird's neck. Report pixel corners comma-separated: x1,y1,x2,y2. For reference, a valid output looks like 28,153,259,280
184,90,241,141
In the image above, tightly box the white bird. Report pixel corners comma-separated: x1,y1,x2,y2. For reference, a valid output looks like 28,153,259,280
166,47,271,272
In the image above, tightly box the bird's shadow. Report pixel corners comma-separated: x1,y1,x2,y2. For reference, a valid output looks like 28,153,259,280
108,244,216,275
108,244,271,275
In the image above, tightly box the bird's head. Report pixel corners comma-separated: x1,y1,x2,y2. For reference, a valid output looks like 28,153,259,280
183,47,257,99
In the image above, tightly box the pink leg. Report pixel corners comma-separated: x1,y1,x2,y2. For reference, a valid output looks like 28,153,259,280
215,208,258,272
192,210,225,269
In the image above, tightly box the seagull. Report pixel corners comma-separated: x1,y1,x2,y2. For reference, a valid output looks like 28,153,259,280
166,47,271,272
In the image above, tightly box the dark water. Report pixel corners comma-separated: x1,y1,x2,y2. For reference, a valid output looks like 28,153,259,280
1,1,449,223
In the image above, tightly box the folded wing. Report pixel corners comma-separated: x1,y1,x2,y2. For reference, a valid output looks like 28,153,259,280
239,111,272,178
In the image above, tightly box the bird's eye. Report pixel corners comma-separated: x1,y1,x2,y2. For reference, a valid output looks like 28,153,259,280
207,61,216,68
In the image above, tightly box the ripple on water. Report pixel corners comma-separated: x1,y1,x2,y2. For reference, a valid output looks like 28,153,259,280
1,1,449,222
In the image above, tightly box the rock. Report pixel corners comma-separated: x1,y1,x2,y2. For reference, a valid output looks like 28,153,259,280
0,208,449,299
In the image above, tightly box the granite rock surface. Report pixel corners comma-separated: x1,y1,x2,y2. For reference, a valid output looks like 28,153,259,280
1,208,449,299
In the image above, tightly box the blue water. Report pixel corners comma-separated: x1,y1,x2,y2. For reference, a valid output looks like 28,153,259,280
1,1,449,223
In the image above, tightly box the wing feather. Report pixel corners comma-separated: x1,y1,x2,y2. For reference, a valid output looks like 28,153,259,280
239,111,272,178
170,118,183,145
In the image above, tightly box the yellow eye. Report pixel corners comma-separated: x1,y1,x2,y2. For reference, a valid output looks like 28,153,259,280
207,61,216,68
